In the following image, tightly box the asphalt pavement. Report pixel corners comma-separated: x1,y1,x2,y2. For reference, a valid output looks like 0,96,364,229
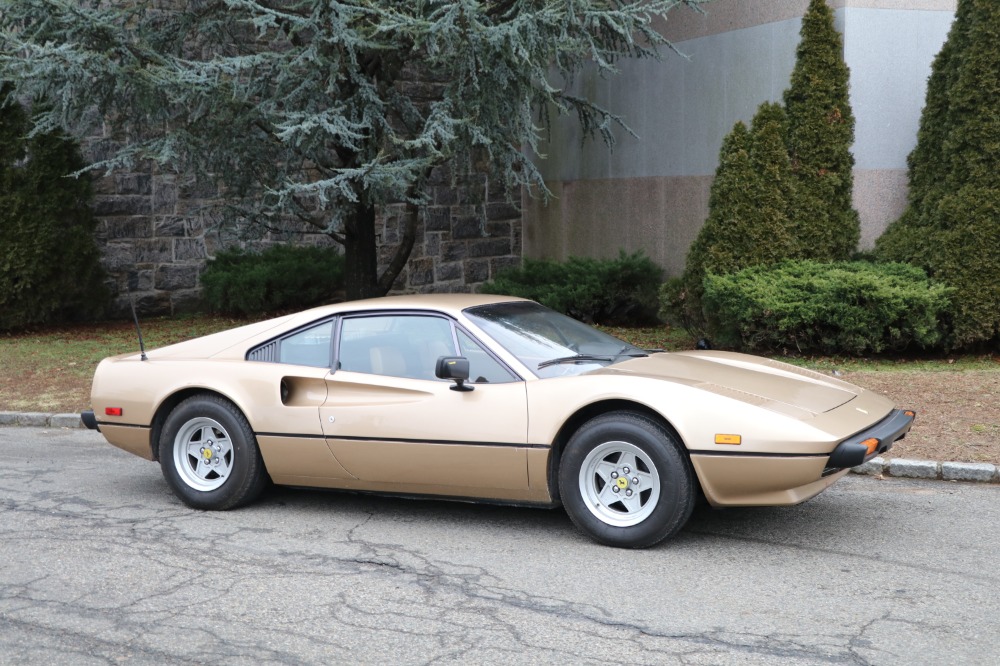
2,426,998,665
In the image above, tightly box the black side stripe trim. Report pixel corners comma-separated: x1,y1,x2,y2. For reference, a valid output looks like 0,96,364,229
688,450,829,459
95,421,150,430
255,431,549,449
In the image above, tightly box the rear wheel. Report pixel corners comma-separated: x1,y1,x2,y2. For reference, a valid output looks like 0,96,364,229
559,411,694,548
159,395,267,510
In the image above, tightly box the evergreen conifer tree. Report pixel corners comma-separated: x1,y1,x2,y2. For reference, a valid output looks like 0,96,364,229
0,87,107,330
783,0,860,259
670,0,860,329
875,0,972,268
876,0,1000,347
677,103,798,325
0,0,704,300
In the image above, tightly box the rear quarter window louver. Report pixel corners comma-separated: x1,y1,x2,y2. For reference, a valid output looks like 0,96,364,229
247,340,278,362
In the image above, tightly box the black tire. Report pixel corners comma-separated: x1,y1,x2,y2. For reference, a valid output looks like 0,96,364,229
158,394,268,510
558,411,695,548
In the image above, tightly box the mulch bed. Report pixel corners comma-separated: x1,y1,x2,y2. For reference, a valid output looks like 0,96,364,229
845,370,1000,465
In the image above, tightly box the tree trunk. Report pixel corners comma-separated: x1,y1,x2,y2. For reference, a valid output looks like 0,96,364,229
377,203,418,295
343,203,382,301
342,199,422,301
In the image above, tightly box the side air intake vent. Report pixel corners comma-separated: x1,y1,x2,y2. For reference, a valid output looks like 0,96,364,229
247,340,278,362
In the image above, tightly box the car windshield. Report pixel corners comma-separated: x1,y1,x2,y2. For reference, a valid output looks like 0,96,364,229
464,301,647,379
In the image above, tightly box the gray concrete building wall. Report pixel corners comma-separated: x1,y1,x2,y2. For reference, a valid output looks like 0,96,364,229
843,6,955,245
523,0,956,275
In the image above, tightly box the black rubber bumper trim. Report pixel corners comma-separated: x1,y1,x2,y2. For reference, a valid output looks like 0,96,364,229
81,410,100,432
826,408,915,471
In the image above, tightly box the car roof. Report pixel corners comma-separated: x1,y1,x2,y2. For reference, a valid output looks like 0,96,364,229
145,294,531,362
291,293,530,321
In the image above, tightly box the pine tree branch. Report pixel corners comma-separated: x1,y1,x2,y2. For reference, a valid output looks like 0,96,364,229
289,195,346,245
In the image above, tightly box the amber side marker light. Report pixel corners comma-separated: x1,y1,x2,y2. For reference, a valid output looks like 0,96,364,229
862,438,879,455
904,410,916,418
105,407,123,417
715,434,741,445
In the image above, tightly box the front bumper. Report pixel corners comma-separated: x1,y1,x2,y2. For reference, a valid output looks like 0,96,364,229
825,408,915,473
689,408,916,507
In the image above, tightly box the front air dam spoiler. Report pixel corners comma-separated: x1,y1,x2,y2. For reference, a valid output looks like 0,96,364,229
825,408,915,472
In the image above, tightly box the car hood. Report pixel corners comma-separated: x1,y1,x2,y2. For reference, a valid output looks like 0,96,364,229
596,350,860,419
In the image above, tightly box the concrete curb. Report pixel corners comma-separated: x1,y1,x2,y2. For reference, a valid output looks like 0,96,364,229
849,456,999,484
3,411,998,484
0,411,84,429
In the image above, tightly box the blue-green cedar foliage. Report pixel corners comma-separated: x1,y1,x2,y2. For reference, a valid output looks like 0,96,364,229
876,0,1000,349
0,0,705,299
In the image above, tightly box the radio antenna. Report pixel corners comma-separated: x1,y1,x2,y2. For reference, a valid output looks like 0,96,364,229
129,295,148,361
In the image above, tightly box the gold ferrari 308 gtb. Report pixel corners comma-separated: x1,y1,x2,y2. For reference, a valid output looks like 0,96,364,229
83,294,913,548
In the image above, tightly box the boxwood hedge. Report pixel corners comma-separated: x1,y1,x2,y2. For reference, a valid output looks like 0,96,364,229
200,244,345,316
702,260,952,355
480,250,662,325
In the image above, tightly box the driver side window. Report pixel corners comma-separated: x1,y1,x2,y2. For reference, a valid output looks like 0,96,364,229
338,314,456,381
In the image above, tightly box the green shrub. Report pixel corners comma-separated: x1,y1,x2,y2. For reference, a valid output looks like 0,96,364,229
481,250,662,325
875,0,1000,349
200,244,345,315
701,260,953,355
0,87,108,331
657,277,688,328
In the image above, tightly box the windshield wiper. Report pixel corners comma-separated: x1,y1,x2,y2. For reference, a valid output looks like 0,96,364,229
539,347,653,370
538,354,614,369
613,344,649,360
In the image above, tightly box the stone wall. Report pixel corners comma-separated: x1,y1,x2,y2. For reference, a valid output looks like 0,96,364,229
87,156,523,316
91,167,208,316
377,171,523,294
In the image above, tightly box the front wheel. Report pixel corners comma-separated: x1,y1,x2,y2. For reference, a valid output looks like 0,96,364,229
158,395,268,510
558,412,695,548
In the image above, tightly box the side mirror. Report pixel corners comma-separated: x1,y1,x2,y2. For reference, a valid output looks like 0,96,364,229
436,356,473,392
